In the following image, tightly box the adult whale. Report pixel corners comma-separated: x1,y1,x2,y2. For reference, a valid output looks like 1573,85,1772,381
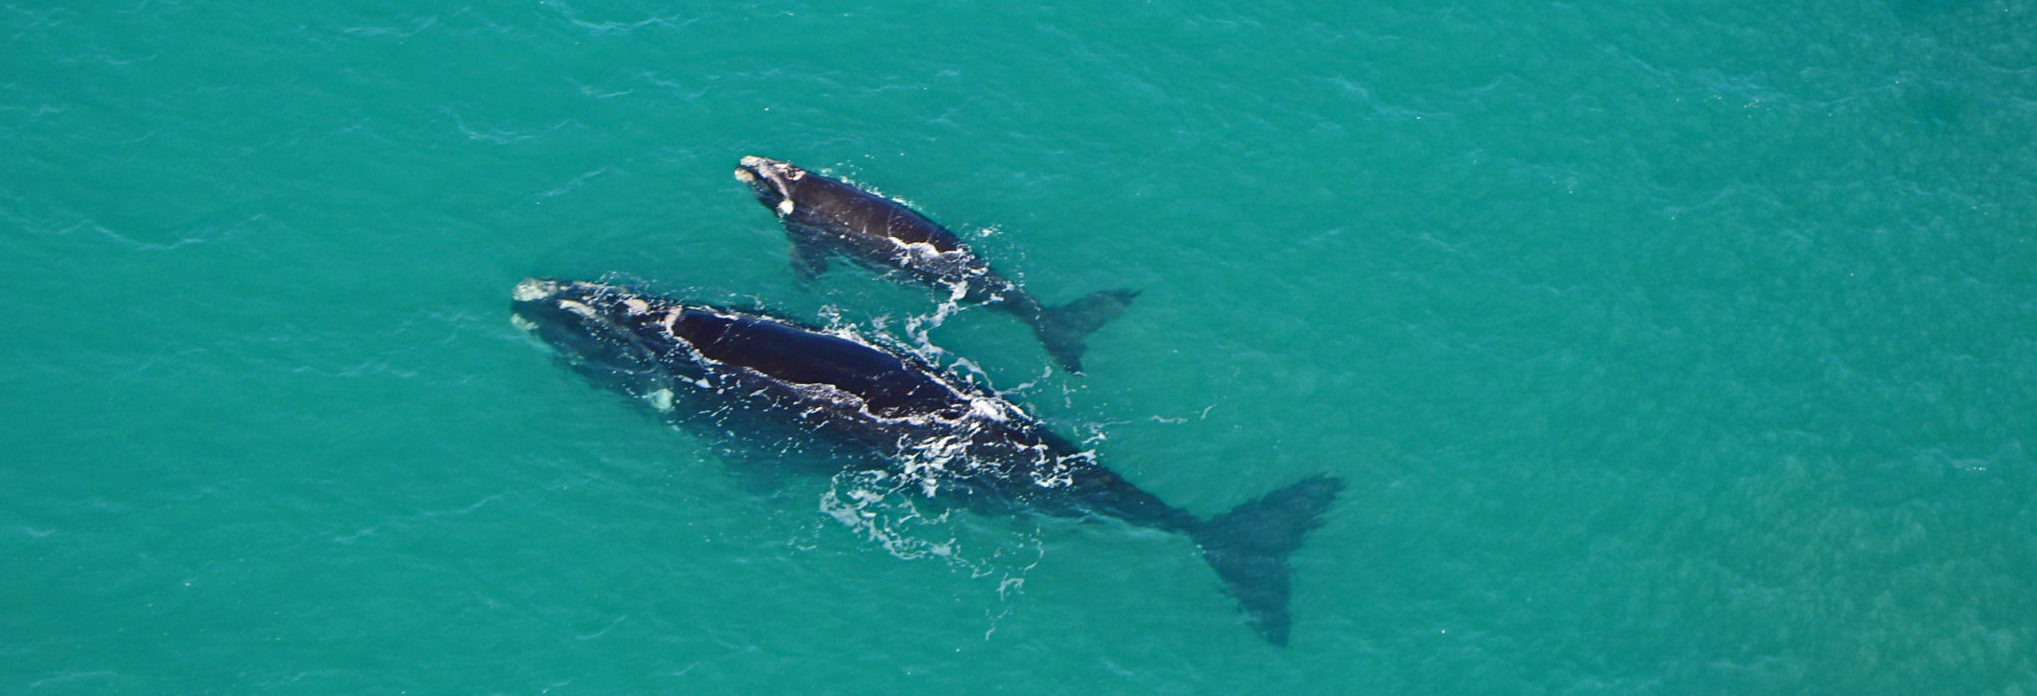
510,278,1341,644
734,155,1137,373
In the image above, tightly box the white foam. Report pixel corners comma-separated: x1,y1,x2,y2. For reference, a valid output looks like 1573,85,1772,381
967,397,1011,422
643,387,675,411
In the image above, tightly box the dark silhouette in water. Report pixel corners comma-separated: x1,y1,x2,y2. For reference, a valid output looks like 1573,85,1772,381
734,155,1136,373
511,278,1341,644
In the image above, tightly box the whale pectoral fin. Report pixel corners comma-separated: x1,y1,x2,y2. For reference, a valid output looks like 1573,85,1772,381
790,241,831,280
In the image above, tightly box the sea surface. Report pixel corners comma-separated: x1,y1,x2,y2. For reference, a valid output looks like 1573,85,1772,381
5,2,2035,694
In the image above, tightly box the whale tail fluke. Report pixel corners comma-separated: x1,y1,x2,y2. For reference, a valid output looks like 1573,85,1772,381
1192,474,1345,646
1034,288,1139,372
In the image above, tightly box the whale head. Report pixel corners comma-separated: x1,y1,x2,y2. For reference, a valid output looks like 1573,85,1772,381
511,278,680,403
734,155,805,216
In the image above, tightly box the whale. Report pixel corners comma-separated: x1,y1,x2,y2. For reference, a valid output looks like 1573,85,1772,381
510,277,1342,644
734,155,1137,373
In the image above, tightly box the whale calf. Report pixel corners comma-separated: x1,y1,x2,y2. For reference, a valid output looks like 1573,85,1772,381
734,155,1136,372
511,278,1341,644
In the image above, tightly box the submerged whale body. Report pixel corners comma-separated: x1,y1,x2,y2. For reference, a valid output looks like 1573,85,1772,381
510,278,1342,644
734,155,1137,373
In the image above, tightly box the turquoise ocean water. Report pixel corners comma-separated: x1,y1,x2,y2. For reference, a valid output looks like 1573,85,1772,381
6,2,2035,693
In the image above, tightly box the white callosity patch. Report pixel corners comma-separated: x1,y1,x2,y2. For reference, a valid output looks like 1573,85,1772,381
737,155,802,217
510,314,538,333
558,300,601,322
512,278,555,302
